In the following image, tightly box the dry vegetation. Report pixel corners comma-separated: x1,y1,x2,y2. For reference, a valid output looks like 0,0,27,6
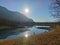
0,25,60,45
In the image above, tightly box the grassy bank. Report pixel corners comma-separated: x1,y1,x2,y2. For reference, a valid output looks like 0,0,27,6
0,25,60,45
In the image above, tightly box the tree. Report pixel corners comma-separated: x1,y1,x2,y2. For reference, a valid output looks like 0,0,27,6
51,0,60,22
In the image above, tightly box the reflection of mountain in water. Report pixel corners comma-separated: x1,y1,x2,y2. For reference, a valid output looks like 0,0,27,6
0,6,34,26
0,26,49,39
0,28,27,39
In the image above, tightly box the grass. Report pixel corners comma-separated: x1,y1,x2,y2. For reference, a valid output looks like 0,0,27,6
0,25,60,45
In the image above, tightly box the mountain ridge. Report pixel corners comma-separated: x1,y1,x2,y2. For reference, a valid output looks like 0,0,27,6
0,6,34,26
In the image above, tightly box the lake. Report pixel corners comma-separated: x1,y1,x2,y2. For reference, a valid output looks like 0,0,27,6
0,26,49,39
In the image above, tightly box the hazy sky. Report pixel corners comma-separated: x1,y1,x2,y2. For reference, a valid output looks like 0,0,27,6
0,0,55,22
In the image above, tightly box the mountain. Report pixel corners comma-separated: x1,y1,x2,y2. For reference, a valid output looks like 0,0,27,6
0,6,34,26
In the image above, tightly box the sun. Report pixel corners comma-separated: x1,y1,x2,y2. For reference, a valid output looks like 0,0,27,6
24,8,29,13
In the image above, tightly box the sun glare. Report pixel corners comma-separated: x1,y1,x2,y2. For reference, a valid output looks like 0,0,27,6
24,8,29,14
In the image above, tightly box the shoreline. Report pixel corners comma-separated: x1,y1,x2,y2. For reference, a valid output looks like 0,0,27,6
0,25,60,45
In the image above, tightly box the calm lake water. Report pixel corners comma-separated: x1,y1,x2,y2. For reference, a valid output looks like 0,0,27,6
0,26,49,39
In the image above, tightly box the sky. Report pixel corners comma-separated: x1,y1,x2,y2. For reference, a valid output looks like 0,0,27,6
0,0,55,22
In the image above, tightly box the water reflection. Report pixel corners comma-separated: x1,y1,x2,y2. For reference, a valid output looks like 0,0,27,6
0,26,49,39
25,34,29,38
0,28,28,39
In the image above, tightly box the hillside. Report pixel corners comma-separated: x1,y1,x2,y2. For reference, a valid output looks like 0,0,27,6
0,6,34,27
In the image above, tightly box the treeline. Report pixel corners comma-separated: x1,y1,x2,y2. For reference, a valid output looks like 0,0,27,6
0,18,18,27
0,18,35,27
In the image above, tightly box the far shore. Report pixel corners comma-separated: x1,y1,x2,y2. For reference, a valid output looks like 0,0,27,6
0,26,25,30
0,26,10,29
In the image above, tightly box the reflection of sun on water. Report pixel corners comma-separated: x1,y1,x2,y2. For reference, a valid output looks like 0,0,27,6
25,34,28,38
